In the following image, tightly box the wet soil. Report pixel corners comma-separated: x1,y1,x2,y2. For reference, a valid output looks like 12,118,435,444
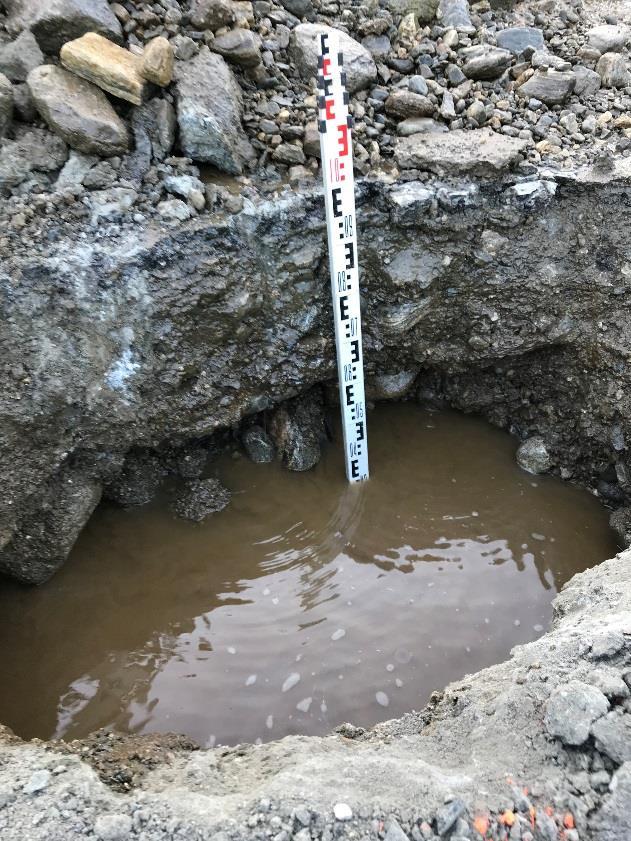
0,405,618,748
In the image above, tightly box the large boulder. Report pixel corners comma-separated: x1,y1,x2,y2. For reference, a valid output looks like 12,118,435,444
175,47,255,174
0,30,43,82
587,24,629,55
27,64,129,156
5,0,122,54
288,24,377,92
0,72,13,138
395,127,527,177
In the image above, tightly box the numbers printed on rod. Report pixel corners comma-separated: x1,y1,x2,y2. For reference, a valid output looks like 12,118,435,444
318,31,369,483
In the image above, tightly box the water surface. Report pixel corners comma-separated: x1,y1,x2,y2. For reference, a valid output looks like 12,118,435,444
0,405,618,746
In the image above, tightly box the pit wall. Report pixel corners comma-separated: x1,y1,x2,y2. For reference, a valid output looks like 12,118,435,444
2,163,631,581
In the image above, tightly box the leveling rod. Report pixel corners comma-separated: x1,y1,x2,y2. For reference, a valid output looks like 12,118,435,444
318,31,369,483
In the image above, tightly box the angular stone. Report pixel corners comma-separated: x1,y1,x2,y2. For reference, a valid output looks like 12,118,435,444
592,712,631,764
590,763,631,841
5,0,123,55
437,0,472,30
395,127,527,177
28,65,129,156
496,26,544,56
362,35,391,60
60,32,148,106
384,0,439,23
189,0,236,30
132,99,175,162
175,47,255,174
272,143,306,165
597,52,629,88
397,117,448,136
545,681,609,746
385,90,434,118
12,82,37,122
270,392,325,472
0,31,44,82
242,426,276,463
141,37,174,87
170,478,231,522
531,49,571,71
518,69,576,105
278,0,314,16
0,73,12,138
462,47,512,80
368,371,419,400
0,126,67,190
289,24,377,93
516,436,550,474
588,24,629,55
55,150,99,191
573,65,601,97
211,28,262,68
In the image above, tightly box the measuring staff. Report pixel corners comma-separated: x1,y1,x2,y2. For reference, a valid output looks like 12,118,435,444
318,31,369,483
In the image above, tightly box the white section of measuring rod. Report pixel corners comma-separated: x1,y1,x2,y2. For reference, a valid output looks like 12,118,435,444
318,30,369,483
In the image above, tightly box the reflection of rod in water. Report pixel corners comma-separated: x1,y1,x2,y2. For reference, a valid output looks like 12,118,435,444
317,31,369,483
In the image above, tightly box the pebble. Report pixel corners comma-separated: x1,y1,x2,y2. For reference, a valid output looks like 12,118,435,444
333,803,353,821
23,770,51,795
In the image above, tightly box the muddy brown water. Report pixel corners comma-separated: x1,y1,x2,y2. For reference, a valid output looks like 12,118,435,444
0,405,618,747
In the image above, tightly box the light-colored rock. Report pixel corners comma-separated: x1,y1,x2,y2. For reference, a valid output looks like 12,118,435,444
437,0,472,30
210,29,262,68
141,37,174,87
175,48,255,174
383,0,439,24
94,813,133,841
545,680,609,746
0,31,43,82
60,33,148,106
289,24,377,93
597,52,629,88
591,763,631,841
592,712,631,764
5,0,123,54
189,0,236,30
395,127,527,176
573,65,601,97
367,371,419,400
462,46,512,80
496,26,544,56
518,69,576,105
587,24,629,55
399,12,418,44
0,73,13,138
28,64,129,156
55,149,98,191
397,117,448,136
516,436,551,474
89,187,137,223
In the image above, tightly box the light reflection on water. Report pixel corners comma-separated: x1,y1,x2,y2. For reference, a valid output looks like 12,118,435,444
0,405,618,746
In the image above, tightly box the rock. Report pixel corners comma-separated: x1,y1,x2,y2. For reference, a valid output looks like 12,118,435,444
333,804,353,821
590,630,625,659
174,444,208,480
409,75,428,95
496,26,544,56
289,24,377,93
0,470,101,585
170,478,231,522
435,799,466,836
587,24,629,55
544,680,609,746
5,0,123,55
303,122,320,157
385,90,434,118
362,35,391,60
164,174,205,201
12,82,36,122
88,186,137,222
0,73,12,138
398,117,448,136
94,814,133,841
60,33,148,106
83,159,116,189
610,506,631,547
0,30,43,82
384,0,438,23
119,120,151,186
132,99,176,161
278,0,314,16
55,149,98,190
597,52,629,87
437,0,472,30
0,125,68,190
368,371,418,400
573,65,601,97
269,391,325,472
518,69,576,105
462,46,512,80
211,29,262,68
588,668,630,701
175,47,255,174
384,819,408,841
272,143,306,165
466,99,487,124
104,450,164,507
28,65,129,156
158,198,193,221
399,13,418,44
530,50,571,72
590,763,631,841
242,425,276,463
189,0,236,30
592,712,631,764
395,127,527,176
141,37,174,87
516,436,550,474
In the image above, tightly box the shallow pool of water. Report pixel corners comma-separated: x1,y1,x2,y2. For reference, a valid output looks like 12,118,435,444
0,405,618,746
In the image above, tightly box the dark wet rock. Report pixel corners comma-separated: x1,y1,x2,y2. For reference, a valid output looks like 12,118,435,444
170,478,231,522
0,469,101,585
437,0,472,30
0,73,12,138
175,48,255,174
174,444,209,480
104,450,166,508
27,65,129,156
496,26,544,56
242,425,276,464
0,30,43,82
132,99,176,162
610,506,631,547
211,29,262,69
462,46,512,80
385,91,434,119
597,52,629,88
289,24,377,93
395,127,527,176
592,712,631,764
544,680,609,745
270,392,325,472
516,436,550,474
5,0,123,55
518,69,576,105
587,25,629,55
11,81,36,122
189,0,236,31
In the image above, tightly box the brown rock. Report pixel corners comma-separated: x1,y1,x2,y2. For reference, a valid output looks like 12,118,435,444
141,37,174,87
385,90,434,119
60,32,148,106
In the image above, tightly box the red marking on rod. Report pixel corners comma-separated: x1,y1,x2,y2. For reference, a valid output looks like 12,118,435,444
337,124,349,156
325,99,335,120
